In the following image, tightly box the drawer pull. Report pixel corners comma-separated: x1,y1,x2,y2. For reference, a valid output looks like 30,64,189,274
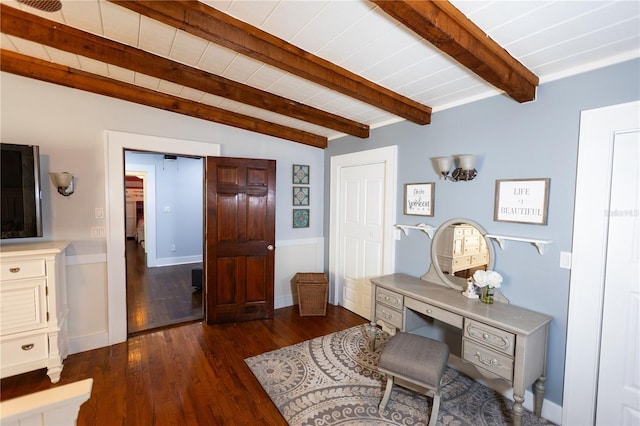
21,343,35,351
383,313,395,320
426,309,432,314
475,351,497,366
483,333,490,339
10,267,21,273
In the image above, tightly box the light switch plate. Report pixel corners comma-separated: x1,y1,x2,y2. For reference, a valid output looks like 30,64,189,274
560,251,572,269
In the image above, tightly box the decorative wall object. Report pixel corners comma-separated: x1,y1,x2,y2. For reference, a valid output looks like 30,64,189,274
494,178,550,225
292,164,309,184
293,209,310,228
293,186,310,206
403,182,434,216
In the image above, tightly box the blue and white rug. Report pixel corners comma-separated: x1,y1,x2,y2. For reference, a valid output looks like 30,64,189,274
245,325,556,426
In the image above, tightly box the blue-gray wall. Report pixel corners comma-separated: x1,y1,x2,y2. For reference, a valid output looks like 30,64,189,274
125,151,204,261
324,58,640,405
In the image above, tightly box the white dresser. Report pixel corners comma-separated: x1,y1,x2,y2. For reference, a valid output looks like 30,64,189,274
0,241,70,383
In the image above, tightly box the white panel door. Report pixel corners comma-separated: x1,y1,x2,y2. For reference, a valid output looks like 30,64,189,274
564,101,640,426
596,129,640,425
339,162,385,319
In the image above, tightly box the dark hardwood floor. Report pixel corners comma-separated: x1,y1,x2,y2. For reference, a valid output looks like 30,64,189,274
126,240,203,334
1,305,368,425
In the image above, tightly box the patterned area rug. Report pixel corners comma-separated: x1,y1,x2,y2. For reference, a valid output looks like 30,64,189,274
245,325,556,426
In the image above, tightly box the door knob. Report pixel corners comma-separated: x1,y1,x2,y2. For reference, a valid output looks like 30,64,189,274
267,244,274,251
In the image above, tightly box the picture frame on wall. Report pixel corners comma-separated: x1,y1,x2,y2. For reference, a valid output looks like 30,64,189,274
292,164,310,184
494,178,550,225
293,209,310,228
403,182,435,216
293,186,310,206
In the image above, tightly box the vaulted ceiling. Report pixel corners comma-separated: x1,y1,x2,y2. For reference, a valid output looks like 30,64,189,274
1,0,638,148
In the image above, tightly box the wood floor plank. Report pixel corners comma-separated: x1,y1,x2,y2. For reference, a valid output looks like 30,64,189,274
1,305,367,425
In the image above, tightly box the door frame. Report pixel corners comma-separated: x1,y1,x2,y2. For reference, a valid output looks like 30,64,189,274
104,131,220,345
328,145,397,305
562,101,640,424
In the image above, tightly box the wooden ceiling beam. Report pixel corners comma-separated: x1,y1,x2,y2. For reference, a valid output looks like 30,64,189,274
0,4,364,139
372,0,539,103
109,0,432,125
0,50,327,148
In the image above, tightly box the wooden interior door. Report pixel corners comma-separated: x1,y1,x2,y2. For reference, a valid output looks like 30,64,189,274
205,157,276,323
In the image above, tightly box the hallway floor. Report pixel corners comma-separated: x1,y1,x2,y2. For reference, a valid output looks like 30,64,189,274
126,240,202,334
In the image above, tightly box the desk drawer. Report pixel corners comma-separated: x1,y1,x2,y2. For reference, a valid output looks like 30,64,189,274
405,298,463,329
376,287,403,310
463,339,514,381
0,259,46,281
375,304,403,329
464,319,515,356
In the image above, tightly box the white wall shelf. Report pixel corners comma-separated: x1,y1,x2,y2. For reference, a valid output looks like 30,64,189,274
485,234,553,255
394,223,435,239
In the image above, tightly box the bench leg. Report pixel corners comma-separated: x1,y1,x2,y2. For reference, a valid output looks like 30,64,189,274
379,376,394,412
428,391,441,426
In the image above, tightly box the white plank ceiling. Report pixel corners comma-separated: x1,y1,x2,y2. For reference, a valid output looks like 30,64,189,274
2,0,639,141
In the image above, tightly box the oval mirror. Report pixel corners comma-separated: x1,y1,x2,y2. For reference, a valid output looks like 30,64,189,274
421,218,495,291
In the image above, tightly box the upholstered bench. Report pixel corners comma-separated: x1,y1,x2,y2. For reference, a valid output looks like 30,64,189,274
378,332,449,426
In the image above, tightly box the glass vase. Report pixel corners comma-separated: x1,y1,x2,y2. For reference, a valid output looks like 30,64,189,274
481,287,494,304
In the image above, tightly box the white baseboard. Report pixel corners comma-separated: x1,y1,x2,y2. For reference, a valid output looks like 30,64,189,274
68,332,110,355
275,294,295,310
152,255,202,267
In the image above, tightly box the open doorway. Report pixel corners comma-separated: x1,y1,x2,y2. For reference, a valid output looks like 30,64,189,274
125,151,204,335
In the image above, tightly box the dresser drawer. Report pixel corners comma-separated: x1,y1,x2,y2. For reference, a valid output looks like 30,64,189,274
376,304,403,329
463,338,514,381
1,333,48,368
0,259,46,281
464,318,515,356
376,287,403,310
470,253,489,266
0,279,47,335
405,297,463,329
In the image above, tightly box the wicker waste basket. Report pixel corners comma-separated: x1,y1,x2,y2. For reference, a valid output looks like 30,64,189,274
294,272,328,316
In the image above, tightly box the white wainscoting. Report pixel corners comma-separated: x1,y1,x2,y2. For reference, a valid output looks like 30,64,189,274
274,238,324,309
65,253,110,355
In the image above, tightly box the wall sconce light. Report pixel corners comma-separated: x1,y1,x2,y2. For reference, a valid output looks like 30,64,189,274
436,155,477,182
50,172,75,196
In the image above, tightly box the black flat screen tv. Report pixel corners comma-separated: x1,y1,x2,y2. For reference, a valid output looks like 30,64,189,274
1,143,43,239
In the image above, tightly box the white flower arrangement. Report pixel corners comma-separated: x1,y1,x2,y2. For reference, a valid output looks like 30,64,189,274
472,270,503,289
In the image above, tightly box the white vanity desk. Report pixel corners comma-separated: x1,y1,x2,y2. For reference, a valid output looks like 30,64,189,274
371,273,551,426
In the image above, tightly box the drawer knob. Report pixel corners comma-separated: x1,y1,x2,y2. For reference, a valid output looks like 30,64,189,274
426,309,432,314
483,333,490,339
10,267,21,273
21,343,35,351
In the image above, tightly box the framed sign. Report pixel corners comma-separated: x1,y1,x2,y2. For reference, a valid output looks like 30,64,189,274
494,178,550,225
404,183,434,216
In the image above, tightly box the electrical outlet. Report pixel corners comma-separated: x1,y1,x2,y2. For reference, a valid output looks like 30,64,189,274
164,206,171,213
91,227,105,237
560,251,572,269
95,207,104,219
171,244,176,252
